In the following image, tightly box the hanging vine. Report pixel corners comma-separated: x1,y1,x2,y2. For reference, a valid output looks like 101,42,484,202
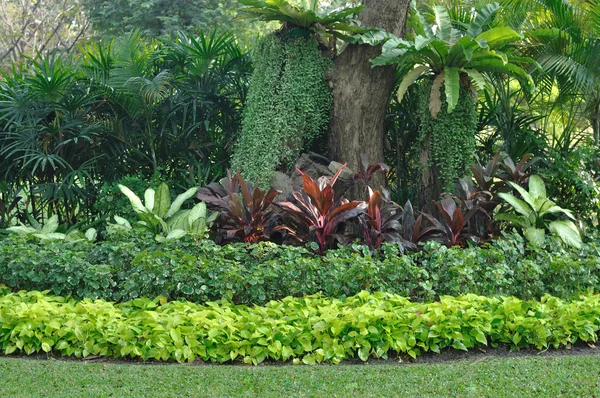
417,79,478,193
230,31,332,186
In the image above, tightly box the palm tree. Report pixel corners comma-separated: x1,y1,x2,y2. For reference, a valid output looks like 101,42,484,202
499,0,600,147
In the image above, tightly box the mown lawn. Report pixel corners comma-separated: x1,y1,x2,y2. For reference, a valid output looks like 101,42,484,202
1,354,599,397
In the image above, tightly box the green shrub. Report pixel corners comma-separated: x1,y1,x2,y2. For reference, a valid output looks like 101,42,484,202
1,232,599,304
2,289,600,364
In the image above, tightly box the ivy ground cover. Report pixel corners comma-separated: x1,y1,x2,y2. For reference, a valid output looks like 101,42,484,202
2,288,600,365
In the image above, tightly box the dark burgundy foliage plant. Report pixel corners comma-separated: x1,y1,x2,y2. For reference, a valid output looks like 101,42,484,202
359,189,411,250
501,153,540,186
275,164,367,254
353,153,390,185
423,197,481,247
400,199,439,247
197,171,281,244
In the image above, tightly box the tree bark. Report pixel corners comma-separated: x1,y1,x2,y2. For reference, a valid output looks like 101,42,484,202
328,0,411,199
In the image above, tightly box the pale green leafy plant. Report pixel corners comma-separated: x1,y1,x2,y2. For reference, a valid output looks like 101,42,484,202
495,175,582,248
7,214,97,242
112,183,217,241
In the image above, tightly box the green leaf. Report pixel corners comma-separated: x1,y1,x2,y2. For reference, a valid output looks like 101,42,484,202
463,69,486,92
474,27,522,49
494,213,530,228
508,182,537,212
113,215,131,229
397,65,428,104
498,192,533,218
433,6,452,42
524,227,545,246
165,187,198,219
188,202,207,224
528,175,546,199
444,66,460,113
549,221,582,249
41,215,59,234
118,184,148,214
165,229,187,240
154,183,171,218
84,228,97,242
144,188,155,213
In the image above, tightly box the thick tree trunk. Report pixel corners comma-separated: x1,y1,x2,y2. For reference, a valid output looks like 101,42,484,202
328,0,411,200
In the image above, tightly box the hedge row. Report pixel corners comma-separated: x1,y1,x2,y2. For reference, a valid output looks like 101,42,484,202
1,288,599,364
1,232,599,304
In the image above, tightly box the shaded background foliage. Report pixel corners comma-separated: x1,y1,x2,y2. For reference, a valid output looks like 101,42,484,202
0,0,599,236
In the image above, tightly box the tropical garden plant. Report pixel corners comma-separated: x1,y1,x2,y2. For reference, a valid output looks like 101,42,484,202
113,183,217,241
368,2,537,208
495,174,582,248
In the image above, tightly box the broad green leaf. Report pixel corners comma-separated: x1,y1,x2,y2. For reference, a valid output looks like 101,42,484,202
118,184,148,214
167,209,189,230
494,213,530,228
543,206,576,220
144,188,155,213
433,6,452,42
549,221,582,249
165,229,187,240
84,228,97,242
154,183,171,218
444,66,460,113
397,65,428,104
474,27,522,49
165,187,198,219
113,215,131,228
41,214,59,234
189,202,207,223
467,59,534,93
7,225,38,235
508,182,537,213
498,192,533,217
524,227,545,246
528,175,546,199
33,232,67,240
467,3,500,37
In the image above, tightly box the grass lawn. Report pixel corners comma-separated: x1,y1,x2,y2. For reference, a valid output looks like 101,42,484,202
1,353,599,397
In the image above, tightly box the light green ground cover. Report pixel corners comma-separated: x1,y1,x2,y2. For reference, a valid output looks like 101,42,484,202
1,354,599,397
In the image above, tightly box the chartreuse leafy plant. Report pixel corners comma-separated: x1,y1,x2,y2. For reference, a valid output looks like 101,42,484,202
115,183,217,241
7,214,97,242
496,175,582,248
3,289,600,365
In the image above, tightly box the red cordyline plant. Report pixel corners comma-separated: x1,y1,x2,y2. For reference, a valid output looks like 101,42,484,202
275,164,366,254
360,188,416,250
197,171,281,244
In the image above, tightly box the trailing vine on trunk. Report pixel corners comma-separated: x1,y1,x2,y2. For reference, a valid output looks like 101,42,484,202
417,79,478,194
231,31,332,186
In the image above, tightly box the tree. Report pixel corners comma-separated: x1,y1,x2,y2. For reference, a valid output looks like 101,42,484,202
234,0,412,196
370,3,535,210
82,0,261,41
0,0,89,67
328,0,411,197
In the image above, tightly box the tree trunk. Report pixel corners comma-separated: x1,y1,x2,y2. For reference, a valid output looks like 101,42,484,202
328,0,411,200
